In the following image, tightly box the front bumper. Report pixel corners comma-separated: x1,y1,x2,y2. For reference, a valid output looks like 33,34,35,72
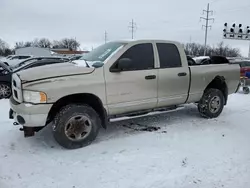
9,97,52,127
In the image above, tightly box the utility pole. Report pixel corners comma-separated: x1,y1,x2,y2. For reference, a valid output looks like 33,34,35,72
129,19,137,39
200,3,214,56
104,31,108,44
188,36,192,56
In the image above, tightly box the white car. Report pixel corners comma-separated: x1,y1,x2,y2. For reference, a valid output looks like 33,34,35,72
193,56,209,64
1,55,32,67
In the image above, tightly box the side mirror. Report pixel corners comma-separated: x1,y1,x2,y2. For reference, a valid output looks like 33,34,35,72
111,58,132,72
92,61,104,68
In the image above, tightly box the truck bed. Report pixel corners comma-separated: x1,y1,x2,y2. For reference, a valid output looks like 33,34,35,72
187,63,240,103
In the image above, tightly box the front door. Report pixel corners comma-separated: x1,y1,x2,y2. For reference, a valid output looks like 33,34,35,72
105,43,158,115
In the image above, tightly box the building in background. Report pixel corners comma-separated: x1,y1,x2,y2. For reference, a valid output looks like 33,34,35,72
15,47,89,57
50,49,89,56
15,47,51,56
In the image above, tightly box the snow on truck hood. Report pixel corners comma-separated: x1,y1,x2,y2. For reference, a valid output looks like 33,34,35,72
17,62,94,82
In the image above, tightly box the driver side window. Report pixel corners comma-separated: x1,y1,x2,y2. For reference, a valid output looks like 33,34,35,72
114,43,154,71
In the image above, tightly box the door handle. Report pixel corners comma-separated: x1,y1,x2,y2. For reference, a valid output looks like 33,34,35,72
178,72,187,77
145,75,156,80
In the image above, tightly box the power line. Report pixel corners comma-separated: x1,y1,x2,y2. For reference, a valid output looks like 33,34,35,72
200,3,214,56
128,19,137,39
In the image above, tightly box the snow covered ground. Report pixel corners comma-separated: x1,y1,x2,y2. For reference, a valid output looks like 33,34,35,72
1,93,250,188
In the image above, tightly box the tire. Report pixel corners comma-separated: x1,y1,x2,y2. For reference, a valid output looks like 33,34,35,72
198,88,225,118
0,82,12,99
53,104,101,149
243,87,250,94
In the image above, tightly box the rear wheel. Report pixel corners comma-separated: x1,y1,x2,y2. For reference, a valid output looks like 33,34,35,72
198,88,225,118
0,83,11,99
53,104,101,149
243,87,250,94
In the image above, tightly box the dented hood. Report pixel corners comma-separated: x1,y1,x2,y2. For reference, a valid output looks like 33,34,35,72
17,62,95,83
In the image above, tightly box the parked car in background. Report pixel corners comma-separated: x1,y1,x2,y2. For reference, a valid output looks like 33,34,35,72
0,55,14,61
229,59,250,77
0,62,12,99
193,56,230,65
0,58,70,99
193,56,209,64
1,55,33,67
6,55,15,59
14,58,70,72
12,56,69,69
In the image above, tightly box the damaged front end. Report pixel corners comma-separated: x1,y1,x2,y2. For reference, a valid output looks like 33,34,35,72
9,108,45,137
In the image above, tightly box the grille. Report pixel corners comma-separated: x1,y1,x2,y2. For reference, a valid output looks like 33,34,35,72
13,80,17,87
14,90,18,99
12,74,23,103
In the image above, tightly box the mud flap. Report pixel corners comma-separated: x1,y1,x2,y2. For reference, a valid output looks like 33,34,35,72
9,109,14,119
20,126,45,137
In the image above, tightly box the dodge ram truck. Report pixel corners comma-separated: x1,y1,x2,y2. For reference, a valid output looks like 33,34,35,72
9,40,240,149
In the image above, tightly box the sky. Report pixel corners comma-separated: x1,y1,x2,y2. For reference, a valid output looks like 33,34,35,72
0,0,250,56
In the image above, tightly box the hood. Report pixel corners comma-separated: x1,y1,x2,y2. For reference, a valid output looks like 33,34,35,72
17,62,95,82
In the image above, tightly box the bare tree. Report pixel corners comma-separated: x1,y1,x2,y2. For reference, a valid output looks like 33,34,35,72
52,38,80,50
24,41,33,47
33,38,51,48
0,39,12,56
51,40,61,49
14,41,33,49
0,39,8,50
184,42,241,57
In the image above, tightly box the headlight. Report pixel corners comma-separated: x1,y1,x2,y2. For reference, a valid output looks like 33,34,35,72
23,90,47,103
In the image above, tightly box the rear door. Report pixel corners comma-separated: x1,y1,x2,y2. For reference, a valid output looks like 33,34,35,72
156,43,190,107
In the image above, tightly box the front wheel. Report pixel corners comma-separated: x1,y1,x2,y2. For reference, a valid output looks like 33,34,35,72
198,88,225,118
53,104,101,149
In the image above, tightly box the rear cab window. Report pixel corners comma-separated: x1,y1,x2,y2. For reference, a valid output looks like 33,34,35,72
156,43,182,68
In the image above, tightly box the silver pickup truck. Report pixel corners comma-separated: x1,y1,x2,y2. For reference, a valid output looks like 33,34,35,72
9,40,240,149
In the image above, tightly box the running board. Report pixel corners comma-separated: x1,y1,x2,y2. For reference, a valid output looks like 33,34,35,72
109,105,184,121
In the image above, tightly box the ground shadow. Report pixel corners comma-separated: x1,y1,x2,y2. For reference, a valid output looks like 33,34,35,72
28,104,202,149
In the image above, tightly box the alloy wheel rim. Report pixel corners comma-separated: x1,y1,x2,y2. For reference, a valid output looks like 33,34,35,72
64,114,92,141
209,96,221,113
0,84,11,98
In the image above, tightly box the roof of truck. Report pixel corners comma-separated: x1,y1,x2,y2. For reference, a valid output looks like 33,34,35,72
112,39,181,44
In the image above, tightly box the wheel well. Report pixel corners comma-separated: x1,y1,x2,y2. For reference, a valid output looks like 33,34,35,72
46,93,108,128
205,76,228,105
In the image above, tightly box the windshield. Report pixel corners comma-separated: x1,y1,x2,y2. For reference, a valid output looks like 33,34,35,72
80,42,126,62
0,62,11,72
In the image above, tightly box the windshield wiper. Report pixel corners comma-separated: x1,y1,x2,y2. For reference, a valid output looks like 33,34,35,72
80,58,90,67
